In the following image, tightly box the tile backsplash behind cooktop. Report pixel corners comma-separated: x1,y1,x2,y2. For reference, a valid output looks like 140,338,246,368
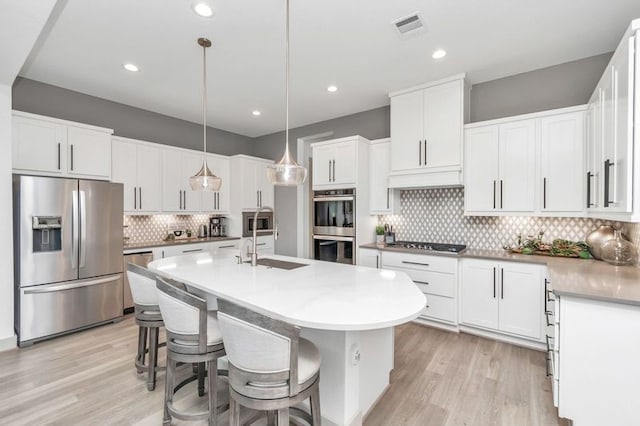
378,188,640,251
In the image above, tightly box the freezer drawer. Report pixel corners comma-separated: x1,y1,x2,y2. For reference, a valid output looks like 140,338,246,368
18,274,123,345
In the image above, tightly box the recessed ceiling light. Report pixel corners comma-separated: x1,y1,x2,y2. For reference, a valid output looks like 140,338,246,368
252,110,261,116
327,85,338,93
123,63,139,72
432,49,447,60
192,2,214,17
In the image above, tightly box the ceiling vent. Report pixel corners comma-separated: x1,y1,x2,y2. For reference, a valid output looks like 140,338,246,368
392,12,427,38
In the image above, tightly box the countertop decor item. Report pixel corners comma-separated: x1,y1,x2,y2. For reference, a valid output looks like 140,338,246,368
189,37,222,192
504,231,591,259
585,225,630,260
600,230,638,266
266,0,308,186
375,225,385,245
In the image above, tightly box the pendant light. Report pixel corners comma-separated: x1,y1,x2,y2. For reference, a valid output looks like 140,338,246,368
190,37,222,191
266,0,308,186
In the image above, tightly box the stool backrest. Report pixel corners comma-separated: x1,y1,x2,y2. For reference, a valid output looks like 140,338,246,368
156,277,208,353
217,298,301,399
127,263,158,307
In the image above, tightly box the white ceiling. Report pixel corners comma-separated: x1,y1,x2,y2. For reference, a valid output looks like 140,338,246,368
20,0,640,137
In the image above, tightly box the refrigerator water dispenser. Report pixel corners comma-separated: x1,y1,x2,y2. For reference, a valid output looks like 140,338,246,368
32,216,62,252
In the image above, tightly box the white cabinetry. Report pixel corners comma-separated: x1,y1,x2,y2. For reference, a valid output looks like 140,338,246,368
312,137,364,189
388,74,468,188
381,251,458,328
12,111,113,180
112,137,162,213
162,149,203,213
464,106,586,216
152,242,210,260
357,248,381,268
369,139,400,214
460,258,544,342
201,154,230,214
230,155,274,210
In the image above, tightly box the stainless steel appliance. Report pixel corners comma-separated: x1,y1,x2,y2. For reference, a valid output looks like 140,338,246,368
13,175,124,346
123,251,153,314
386,241,467,254
242,211,273,238
210,215,227,237
312,189,356,264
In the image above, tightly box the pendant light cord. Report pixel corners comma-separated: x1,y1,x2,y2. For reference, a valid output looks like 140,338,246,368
203,41,208,155
285,0,290,152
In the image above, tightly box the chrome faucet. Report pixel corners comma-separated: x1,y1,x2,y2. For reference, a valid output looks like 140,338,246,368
251,206,278,267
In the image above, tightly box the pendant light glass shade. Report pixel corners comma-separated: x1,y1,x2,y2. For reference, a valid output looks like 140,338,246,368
190,37,222,192
266,0,308,186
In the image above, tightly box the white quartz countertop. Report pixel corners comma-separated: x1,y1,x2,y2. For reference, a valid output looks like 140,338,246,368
148,253,426,331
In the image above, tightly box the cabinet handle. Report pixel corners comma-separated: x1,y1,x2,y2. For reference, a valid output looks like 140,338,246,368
492,180,496,209
419,141,422,166
57,143,61,170
604,159,614,207
424,140,427,165
162,250,165,259
414,280,429,285
543,177,547,209
134,187,137,210
401,260,429,267
493,267,496,298
376,255,379,269
386,188,390,209
501,268,504,299
328,160,332,182
179,191,182,210
332,160,336,182
256,242,267,246
183,190,186,210
586,172,594,207
182,248,203,253
257,190,259,207
70,144,74,171
260,190,262,207
500,180,503,209
139,187,142,210
219,244,235,248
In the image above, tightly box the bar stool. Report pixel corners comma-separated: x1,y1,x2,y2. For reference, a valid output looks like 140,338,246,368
126,263,166,391
217,298,322,426
155,277,227,426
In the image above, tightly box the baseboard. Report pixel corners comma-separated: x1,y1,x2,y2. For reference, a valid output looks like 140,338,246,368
0,334,17,352
412,318,460,333
459,325,546,351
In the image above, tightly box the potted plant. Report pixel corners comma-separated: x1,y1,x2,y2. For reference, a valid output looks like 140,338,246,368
375,225,385,245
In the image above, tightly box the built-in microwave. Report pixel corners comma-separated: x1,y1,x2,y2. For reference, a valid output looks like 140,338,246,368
313,189,355,237
242,211,274,238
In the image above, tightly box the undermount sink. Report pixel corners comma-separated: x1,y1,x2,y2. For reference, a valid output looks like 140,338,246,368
256,258,309,270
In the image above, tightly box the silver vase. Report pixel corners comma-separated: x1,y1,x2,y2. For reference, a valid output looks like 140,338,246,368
585,225,630,260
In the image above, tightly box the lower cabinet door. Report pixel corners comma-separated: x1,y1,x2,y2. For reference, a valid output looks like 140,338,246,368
498,262,543,340
420,293,456,323
460,259,499,330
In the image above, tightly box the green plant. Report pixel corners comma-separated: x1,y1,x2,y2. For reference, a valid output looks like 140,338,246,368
375,225,385,235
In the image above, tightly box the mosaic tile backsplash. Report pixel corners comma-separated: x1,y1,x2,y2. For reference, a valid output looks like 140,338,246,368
379,188,640,251
124,214,211,243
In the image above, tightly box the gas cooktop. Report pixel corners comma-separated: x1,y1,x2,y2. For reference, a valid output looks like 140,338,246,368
387,241,467,253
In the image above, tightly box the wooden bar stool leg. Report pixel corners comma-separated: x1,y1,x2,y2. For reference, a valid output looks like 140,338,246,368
229,398,240,426
147,327,159,391
197,362,206,397
207,359,218,426
310,386,321,425
276,408,289,426
136,326,146,374
163,356,175,426
267,411,276,426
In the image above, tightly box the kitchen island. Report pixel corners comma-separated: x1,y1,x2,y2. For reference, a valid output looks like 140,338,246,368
149,252,425,426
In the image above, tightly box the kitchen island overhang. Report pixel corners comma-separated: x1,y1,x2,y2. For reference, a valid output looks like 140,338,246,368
149,253,426,426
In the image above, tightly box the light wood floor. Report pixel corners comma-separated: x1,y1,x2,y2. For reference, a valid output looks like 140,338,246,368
0,316,567,425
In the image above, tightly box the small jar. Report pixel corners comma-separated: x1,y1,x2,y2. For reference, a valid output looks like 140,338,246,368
600,230,638,266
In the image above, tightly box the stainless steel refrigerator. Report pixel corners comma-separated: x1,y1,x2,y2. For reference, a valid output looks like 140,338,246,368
13,175,124,346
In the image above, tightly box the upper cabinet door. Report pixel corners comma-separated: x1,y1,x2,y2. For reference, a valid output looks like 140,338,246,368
111,139,138,212
256,161,275,208
423,80,462,169
13,116,66,174
182,152,204,212
540,111,585,213
369,141,392,213
312,145,334,186
162,149,183,212
332,141,356,186
202,155,230,213
390,90,423,172
66,126,111,179
498,262,542,340
586,99,602,210
136,144,162,213
498,119,536,212
464,126,499,213
240,159,259,209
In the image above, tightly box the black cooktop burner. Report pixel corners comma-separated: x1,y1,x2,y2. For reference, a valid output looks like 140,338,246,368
387,241,467,253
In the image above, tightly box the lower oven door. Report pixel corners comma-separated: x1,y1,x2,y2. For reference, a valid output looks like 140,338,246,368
18,273,123,345
313,235,354,265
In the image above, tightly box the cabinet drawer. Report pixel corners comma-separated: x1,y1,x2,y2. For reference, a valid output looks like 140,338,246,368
381,251,457,274
388,267,455,298
420,293,456,323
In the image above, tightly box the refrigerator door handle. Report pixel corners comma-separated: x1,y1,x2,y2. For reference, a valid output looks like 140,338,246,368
79,190,87,268
23,274,121,294
71,190,79,269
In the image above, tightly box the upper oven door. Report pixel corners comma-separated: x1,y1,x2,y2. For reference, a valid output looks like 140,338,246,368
313,195,355,236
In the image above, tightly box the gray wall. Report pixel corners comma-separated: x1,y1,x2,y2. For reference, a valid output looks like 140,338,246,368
253,106,390,256
12,77,254,156
470,52,612,122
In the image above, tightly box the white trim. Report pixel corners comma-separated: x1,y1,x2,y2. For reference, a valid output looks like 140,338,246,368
308,134,366,148
0,334,16,352
388,73,466,98
296,131,334,258
12,110,114,134
368,137,390,145
230,153,274,164
464,104,588,129
458,325,546,351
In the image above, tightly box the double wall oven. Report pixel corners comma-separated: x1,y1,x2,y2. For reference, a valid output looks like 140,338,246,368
312,189,355,264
